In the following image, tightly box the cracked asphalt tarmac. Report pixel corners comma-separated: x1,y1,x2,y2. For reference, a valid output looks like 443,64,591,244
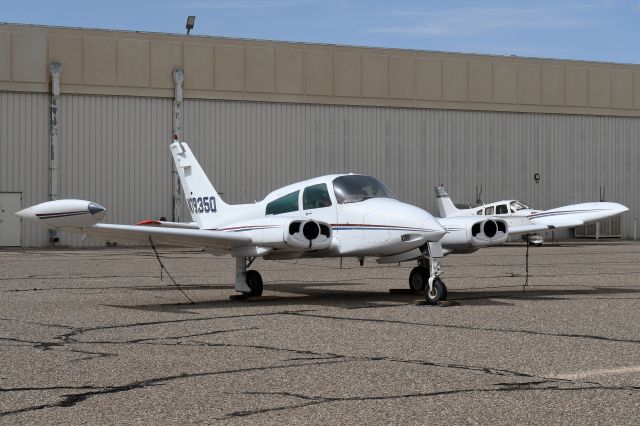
0,241,639,424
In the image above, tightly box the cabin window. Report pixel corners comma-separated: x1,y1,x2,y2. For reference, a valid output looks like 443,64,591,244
303,183,332,210
484,206,495,215
496,204,508,215
265,190,299,215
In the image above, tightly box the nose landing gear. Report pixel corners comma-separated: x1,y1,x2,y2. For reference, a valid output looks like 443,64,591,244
408,244,448,305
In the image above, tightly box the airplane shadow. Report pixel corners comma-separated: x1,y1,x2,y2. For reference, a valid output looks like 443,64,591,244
107,281,640,314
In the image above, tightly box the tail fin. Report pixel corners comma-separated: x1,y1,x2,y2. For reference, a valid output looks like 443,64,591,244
170,140,229,229
434,185,461,217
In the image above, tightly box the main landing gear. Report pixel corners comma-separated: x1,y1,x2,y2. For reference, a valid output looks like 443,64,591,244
408,257,447,305
235,257,263,297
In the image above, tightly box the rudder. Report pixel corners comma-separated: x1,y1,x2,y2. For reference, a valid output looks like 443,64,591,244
434,185,461,217
170,140,228,229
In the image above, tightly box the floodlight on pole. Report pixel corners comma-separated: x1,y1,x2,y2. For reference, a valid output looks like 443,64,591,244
186,16,196,35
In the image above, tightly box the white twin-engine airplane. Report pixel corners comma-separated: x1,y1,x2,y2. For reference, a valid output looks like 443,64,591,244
14,140,514,304
16,140,516,304
434,185,628,246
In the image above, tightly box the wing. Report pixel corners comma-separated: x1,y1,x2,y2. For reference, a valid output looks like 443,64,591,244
507,222,581,236
509,202,628,235
67,223,251,250
136,219,199,229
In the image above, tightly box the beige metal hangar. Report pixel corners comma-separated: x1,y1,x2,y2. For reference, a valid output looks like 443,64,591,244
0,22,638,247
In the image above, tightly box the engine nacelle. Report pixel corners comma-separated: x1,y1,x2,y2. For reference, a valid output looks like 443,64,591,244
441,218,508,251
15,199,106,229
251,217,332,251
284,219,332,250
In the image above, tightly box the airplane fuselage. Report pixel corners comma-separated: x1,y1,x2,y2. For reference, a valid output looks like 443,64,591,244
195,174,444,259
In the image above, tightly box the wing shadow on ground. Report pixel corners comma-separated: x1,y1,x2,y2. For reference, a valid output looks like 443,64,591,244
108,282,640,314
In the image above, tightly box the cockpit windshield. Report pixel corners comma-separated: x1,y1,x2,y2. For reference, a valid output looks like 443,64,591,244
332,175,395,204
510,201,530,212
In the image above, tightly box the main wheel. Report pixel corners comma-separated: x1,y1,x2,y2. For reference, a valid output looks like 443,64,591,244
244,270,263,297
425,278,447,305
409,266,429,293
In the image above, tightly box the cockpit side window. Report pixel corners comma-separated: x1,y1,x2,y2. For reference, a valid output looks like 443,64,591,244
303,183,332,210
476,209,483,215
265,190,299,215
496,204,508,215
332,175,394,204
485,206,495,215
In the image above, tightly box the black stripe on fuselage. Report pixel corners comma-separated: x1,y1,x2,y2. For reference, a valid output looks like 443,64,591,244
36,211,88,219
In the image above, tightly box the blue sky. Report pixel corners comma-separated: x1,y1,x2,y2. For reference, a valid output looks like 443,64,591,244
3,0,640,63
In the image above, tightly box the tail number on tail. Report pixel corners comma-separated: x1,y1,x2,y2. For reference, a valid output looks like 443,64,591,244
187,196,217,214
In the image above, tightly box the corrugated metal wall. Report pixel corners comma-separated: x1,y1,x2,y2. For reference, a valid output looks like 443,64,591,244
184,100,639,238
56,95,173,246
0,92,49,247
2,93,638,246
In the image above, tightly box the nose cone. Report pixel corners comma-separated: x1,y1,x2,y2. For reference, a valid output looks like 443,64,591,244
88,202,106,215
15,207,36,220
88,203,106,222
424,216,446,241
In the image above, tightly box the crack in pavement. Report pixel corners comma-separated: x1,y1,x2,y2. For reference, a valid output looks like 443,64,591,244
53,309,315,344
285,312,640,345
0,358,349,417
66,348,116,363
123,327,259,344
0,318,78,331
221,380,640,419
2,319,639,418
2,293,638,419
0,385,108,393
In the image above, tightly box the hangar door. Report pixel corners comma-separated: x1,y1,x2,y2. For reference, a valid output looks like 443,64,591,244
0,193,22,246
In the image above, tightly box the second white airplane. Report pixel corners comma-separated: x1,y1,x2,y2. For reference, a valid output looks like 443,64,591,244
434,185,628,248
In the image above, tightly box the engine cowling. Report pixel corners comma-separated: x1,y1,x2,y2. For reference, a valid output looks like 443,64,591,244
253,217,332,251
284,219,332,250
15,199,106,229
440,218,508,251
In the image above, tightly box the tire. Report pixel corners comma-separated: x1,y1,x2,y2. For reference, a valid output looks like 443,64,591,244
244,270,263,297
425,278,447,305
409,266,429,293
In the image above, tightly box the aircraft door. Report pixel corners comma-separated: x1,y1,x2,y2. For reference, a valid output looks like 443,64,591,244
302,183,337,225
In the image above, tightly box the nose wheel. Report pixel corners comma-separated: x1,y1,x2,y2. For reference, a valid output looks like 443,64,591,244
425,278,447,305
408,257,447,305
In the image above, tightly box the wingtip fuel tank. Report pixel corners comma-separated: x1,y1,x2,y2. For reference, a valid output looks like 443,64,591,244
16,200,106,229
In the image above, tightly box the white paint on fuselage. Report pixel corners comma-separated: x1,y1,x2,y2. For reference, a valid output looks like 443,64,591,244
196,174,444,258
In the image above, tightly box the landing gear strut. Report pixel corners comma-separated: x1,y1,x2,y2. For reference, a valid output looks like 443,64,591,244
235,257,263,297
407,244,447,305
